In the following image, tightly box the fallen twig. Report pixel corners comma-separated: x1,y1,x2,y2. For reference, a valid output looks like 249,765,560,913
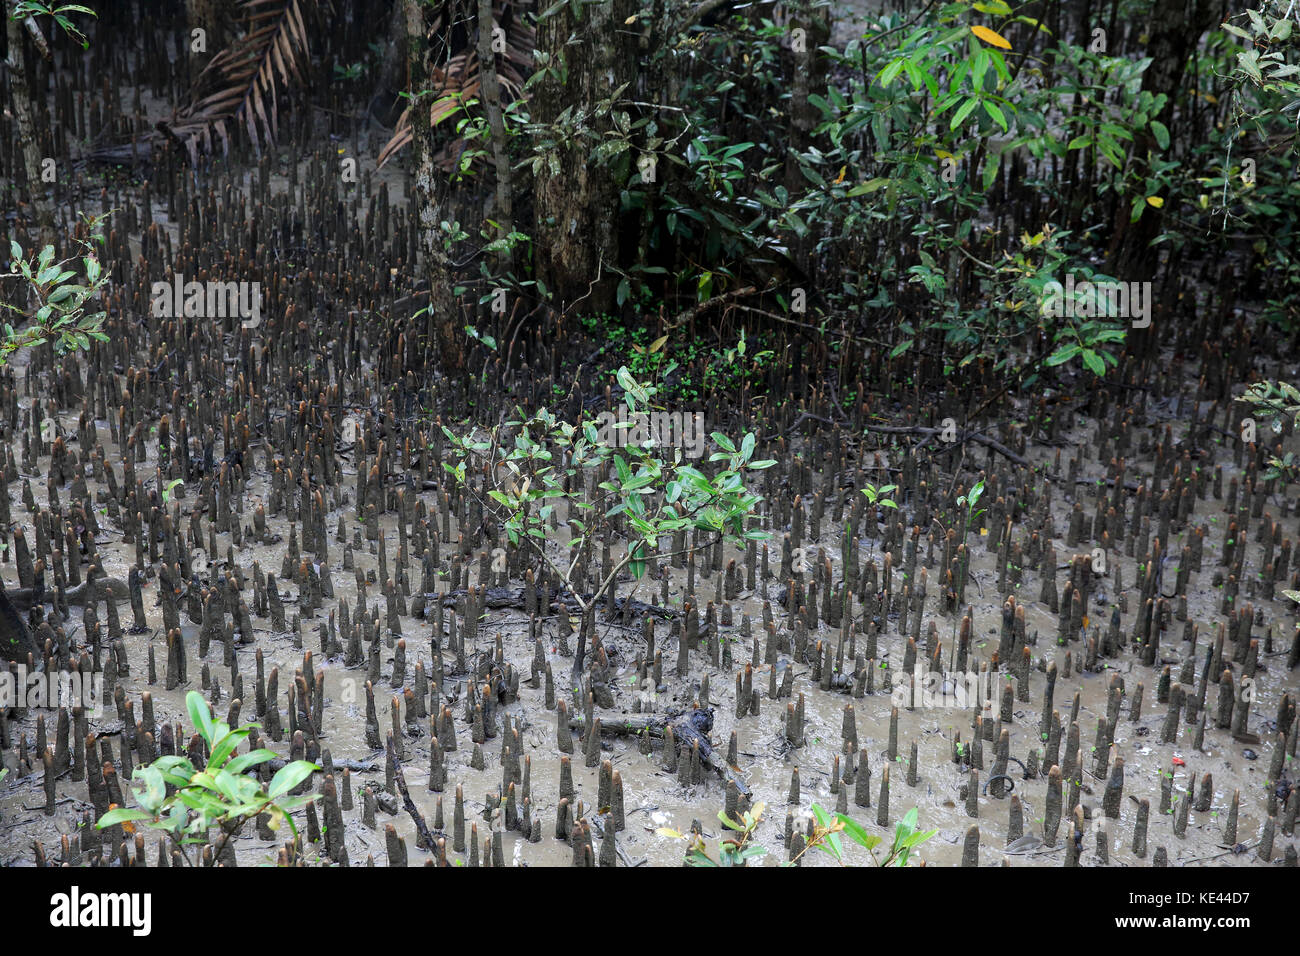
386,733,443,854
863,423,1033,468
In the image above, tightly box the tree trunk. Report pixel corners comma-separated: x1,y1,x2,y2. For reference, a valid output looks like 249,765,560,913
476,0,513,264
185,0,230,87
1106,0,1218,281
405,0,463,369
784,0,829,191
367,0,410,127
5,2,54,247
531,0,637,315
784,0,830,275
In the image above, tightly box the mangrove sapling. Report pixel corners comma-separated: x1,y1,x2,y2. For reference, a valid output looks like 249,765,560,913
956,477,987,539
960,478,987,588
659,802,938,867
788,804,938,867
1245,379,1300,482
97,691,320,866
658,801,769,867
1244,380,1300,604
440,366,773,677
860,482,899,510
161,478,184,506
1,210,112,364
860,481,900,562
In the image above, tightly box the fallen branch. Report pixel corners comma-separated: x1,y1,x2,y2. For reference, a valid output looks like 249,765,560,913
386,733,443,853
665,286,757,330
569,709,752,798
863,423,1033,468
784,411,835,435
266,758,378,774
588,815,643,866
1074,477,1141,492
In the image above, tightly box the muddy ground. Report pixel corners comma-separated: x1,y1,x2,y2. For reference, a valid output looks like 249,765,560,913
1,330,1296,866
0,0,1295,866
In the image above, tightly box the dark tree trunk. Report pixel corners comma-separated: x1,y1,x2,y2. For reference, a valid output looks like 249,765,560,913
367,0,410,128
784,0,830,275
476,0,513,260
405,0,463,369
5,2,54,247
784,0,830,191
185,0,231,86
1106,0,1219,281
531,0,638,315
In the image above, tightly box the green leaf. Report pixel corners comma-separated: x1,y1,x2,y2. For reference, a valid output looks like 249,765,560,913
1045,344,1081,367
878,59,905,87
613,454,631,484
711,432,736,454
1149,120,1170,150
211,769,245,804
836,814,880,850
139,765,166,810
950,97,980,131
845,177,890,197
982,156,1000,191
268,760,319,799
903,828,939,848
982,100,1007,132
224,747,276,776
97,808,154,829
275,794,319,813
151,755,197,788
187,691,215,746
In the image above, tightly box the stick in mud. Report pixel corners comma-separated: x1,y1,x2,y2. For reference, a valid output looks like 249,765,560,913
386,732,442,855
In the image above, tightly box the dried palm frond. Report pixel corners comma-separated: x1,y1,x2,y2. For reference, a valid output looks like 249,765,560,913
376,4,532,170
159,0,317,165
375,109,415,169
376,54,477,169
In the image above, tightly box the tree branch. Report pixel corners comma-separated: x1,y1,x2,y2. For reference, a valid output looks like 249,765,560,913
387,733,443,854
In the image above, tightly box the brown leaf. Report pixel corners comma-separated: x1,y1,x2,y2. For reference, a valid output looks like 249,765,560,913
160,0,317,163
